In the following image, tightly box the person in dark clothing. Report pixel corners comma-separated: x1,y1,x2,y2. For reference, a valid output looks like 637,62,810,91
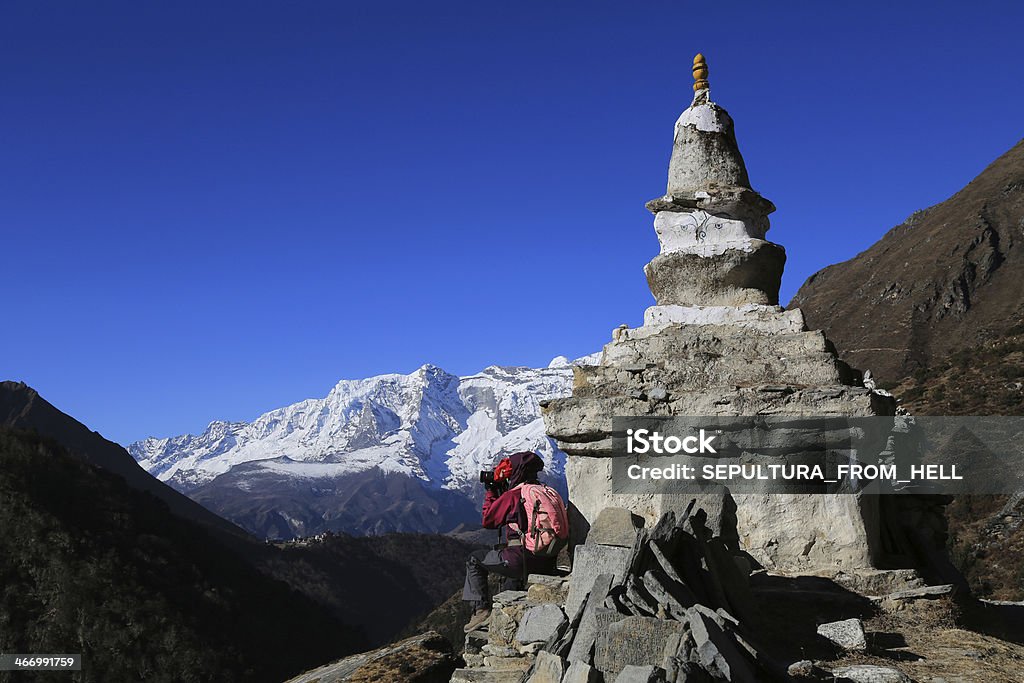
462,450,558,633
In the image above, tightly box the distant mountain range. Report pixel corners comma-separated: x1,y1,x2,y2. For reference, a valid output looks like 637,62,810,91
129,356,597,538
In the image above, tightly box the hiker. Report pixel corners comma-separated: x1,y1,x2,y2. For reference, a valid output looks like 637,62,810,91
461,450,568,633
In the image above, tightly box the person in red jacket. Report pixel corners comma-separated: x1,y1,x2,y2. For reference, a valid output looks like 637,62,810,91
461,450,557,633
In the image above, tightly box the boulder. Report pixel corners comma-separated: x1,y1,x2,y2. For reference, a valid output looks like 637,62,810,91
515,604,568,645
817,618,867,652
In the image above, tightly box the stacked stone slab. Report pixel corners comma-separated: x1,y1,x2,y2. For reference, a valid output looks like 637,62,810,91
542,54,905,572
517,504,777,683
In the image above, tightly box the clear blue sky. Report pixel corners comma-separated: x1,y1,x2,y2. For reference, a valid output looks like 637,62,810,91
3,1,1022,445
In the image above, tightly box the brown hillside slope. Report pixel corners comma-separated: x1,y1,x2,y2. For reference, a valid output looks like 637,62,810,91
791,140,1024,599
790,139,1024,386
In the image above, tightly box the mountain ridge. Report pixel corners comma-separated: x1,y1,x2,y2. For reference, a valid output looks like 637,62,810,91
130,356,598,538
790,138,1024,385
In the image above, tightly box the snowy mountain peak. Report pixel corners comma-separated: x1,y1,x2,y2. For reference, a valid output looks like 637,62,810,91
128,356,597,523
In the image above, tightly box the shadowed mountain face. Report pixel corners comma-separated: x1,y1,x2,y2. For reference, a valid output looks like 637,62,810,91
790,139,1024,386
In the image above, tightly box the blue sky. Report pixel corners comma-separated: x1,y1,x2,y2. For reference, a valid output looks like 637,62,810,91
3,1,1022,445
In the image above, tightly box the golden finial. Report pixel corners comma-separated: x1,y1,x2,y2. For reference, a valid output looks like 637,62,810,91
692,53,709,92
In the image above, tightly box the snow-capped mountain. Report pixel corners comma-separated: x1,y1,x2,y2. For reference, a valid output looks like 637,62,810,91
129,355,597,538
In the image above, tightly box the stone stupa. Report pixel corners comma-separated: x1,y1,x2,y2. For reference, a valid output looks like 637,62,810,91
543,54,920,573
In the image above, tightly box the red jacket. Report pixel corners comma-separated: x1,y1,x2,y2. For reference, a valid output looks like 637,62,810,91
481,485,523,532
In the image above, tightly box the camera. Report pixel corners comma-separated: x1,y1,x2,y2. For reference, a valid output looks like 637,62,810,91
479,470,496,486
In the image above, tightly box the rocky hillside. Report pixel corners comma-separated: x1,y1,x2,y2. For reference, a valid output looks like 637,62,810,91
129,358,596,538
791,139,1024,600
790,139,1024,386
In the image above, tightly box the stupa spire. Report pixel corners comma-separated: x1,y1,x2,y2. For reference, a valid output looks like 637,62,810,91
692,53,709,92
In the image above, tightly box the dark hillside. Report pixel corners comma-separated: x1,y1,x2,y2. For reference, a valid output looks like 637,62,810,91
254,532,477,646
0,429,362,683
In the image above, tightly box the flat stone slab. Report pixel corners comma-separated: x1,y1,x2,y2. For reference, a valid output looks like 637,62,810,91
482,655,532,671
587,507,645,547
831,664,912,682
886,584,955,600
527,574,570,605
817,618,867,652
565,544,632,617
493,590,528,604
567,574,618,663
594,616,686,677
515,604,567,645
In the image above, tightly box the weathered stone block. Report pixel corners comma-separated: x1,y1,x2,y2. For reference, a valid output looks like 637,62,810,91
563,661,602,683
489,600,530,649
588,507,646,547
526,651,566,683
515,604,567,645
593,616,686,678
565,545,632,618
644,240,785,307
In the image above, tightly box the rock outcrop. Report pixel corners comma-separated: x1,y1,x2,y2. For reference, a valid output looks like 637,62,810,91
541,54,942,574
285,631,459,683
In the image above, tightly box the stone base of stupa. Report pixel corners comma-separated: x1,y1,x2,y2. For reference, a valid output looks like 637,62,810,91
542,306,903,572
